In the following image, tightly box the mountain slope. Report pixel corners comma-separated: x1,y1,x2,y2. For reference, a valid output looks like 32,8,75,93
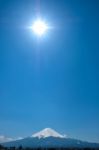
2,137,99,148
2,128,99,148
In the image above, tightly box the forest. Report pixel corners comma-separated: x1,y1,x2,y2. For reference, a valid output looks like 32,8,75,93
0,145,99,150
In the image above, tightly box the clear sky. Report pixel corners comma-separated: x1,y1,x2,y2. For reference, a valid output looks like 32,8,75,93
0,0,99,143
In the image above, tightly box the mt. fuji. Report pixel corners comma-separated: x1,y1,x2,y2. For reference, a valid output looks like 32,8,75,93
31,128,65,139
2,128,99,148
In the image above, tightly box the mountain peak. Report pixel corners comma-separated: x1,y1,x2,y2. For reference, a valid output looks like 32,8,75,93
31,128,65,139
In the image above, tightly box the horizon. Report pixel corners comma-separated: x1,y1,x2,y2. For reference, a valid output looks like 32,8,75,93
0,0,99,144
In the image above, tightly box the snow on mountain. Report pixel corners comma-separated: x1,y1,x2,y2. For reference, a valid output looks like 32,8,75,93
1,128,99,148
31,128,66,139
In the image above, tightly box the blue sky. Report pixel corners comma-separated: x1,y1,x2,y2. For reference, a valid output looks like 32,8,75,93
0,0,99,143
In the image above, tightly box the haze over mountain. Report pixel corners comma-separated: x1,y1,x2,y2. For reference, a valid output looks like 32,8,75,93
1,128,99,148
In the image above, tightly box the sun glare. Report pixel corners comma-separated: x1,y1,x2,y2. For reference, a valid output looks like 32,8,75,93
32,19,48,36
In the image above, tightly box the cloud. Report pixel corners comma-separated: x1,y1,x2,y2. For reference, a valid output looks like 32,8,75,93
0,136,23,143
0,136,13,143
16,137,23,140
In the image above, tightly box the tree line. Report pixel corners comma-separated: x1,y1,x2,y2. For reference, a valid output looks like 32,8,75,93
0,145,99,150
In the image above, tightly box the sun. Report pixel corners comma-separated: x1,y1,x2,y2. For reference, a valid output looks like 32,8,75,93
32,19,48,36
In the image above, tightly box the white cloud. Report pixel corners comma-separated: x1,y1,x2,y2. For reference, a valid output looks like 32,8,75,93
16,137,23,140
0,136,13,143
0,136,23,143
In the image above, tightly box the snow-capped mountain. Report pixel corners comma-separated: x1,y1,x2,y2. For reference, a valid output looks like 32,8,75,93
32,128,65,139
1,128,99,148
